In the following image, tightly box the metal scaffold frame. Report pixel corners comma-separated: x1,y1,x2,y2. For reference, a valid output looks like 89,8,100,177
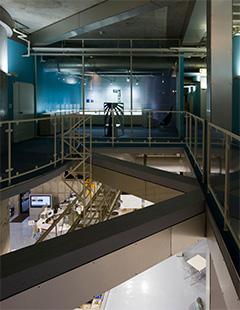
36,114,121,242
62,114,92,228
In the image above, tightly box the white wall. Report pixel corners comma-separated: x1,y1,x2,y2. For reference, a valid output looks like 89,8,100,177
30,174,83,207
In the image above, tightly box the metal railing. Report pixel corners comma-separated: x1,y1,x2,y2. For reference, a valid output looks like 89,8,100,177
185,113,206,183
1,110,239,249
0,113,91,187
80,109,185,147
185,112,240,247
207,122,240,247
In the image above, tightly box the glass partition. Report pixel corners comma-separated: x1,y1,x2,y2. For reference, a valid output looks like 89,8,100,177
187,114,205,176
37,55,82,115
0,123,8,184
131,56,178,141
84,55,130,140
209,126,225,208
229,137,240,240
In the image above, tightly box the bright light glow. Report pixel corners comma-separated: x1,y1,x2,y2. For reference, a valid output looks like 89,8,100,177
124,111,142,115
141,281,149,293
199,68,207,74
66,77,77,84
200,76,207,89
0,37,8,73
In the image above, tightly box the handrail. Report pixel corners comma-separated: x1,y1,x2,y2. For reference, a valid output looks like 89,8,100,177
1,110,239,290
209,122,240,141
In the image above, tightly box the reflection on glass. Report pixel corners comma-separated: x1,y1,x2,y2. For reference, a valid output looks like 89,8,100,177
210,127,226,208
229,137,240,240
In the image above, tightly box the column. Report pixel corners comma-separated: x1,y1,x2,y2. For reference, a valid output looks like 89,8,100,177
0,199,10,254
207,0,232,130
0,6,13,155
0,6,13,254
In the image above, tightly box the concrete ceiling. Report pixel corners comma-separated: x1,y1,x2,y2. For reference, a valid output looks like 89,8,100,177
0,0,106,33
1,0,239,48
0,0,207,47
77,6,169,39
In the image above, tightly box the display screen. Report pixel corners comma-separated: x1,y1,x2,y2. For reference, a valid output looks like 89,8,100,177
30,195,51,208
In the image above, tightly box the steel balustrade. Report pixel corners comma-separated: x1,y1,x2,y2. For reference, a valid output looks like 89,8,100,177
0,111,239,248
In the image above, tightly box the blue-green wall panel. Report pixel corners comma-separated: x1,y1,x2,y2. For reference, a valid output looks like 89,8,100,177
232,35,240,135
7,39,35,120
232,78,240,135
233,35,240,78
37,60,81,113
193,82,201,117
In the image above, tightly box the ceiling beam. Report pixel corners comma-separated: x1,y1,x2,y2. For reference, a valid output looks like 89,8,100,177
182,0,206,46
30,0,183,46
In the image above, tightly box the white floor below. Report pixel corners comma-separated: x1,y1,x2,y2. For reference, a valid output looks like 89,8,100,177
102,240,207,310
10,203,207,310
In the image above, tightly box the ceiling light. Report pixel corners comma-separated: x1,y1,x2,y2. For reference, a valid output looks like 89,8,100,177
66,77,77,84
6,72,19,77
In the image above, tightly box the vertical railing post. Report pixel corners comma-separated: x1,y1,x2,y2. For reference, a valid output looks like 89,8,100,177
90,115,92,180
202,119,206,183
69,116,72,156
224,134,230,231
189,114,192,152
6,122,13,186
61,116,64,163
185,112,189,147
111,110,114,147
207,123,211,192
148,112,151,147
53,117,57,167
130,40,133,138
83,115,86,228
194,118,198,160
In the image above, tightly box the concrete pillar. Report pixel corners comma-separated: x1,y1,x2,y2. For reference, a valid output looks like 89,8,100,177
0,6,13,154
0,7,13,254
0,6,13,73
207,0,232,131
0,199,10,254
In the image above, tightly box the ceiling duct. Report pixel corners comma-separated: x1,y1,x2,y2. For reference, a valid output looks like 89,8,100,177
42,57,206,75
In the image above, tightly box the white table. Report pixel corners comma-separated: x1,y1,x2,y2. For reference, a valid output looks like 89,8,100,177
186,254,206,285
187,254,206,272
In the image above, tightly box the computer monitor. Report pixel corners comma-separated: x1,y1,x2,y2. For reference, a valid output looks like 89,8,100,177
30,195,52,208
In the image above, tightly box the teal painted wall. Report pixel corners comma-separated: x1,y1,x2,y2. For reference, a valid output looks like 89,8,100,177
193,82,201,117
7,39,35,120
232,78,240,135
233,35,240,135
233,35,240,78
37,59,81,113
